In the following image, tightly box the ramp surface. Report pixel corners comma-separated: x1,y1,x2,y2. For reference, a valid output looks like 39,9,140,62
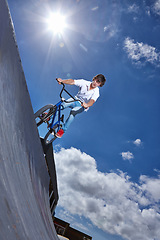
0,0,59,239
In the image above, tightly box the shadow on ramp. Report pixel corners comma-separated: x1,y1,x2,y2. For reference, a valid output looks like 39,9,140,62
0,0,59,239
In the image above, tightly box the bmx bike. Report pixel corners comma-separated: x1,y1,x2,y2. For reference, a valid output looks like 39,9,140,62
34,81,82,144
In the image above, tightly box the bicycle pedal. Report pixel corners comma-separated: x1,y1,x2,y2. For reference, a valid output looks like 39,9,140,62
49,128,55,135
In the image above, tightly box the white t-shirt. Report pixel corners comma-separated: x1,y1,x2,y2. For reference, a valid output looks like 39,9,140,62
74,79,100,110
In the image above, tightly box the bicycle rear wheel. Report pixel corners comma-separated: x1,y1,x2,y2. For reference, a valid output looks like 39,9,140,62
34,104,56,127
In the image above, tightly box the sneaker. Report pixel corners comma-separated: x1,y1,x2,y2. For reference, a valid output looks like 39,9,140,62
56,129,64,138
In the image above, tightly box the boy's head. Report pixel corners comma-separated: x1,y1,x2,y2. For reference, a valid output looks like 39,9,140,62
92,74,106,87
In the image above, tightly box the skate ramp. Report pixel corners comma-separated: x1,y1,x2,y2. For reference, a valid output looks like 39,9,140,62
0,0,59,239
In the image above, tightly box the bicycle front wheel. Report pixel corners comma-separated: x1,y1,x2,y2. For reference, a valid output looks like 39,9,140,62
34,104,56,127
44,127,58,144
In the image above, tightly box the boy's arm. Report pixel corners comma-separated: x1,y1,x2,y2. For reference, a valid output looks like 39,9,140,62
82,99,95,108
57,78,75,85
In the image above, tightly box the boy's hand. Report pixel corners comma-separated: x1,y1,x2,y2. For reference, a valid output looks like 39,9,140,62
56,78,63,84
81,99,95,108
81,102,88,109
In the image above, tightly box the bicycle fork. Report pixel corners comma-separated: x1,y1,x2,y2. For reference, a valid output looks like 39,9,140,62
49,100,64,134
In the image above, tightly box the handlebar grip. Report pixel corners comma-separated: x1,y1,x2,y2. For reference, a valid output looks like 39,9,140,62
56,78,65,86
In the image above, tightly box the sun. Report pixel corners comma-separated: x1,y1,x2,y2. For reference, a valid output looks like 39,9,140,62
47,13,67,34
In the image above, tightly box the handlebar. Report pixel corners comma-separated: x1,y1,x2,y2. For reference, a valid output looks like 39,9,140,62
56,79,83,104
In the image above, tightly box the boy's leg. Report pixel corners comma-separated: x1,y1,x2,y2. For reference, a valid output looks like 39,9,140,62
56,100,84,138
63,103,84,133
61,98,75,110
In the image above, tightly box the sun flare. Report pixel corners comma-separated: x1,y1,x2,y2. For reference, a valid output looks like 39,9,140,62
47,13,66,34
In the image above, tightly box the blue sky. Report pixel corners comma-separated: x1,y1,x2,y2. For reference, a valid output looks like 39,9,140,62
7,0,160,240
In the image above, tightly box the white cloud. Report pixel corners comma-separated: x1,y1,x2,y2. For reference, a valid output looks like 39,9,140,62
153,0,160,15
145,6,151,16
104,24,118,39
127,4,139,13
121,151,134,162
55,147,160,240
133,138,142,147
124,37,160,67
140,175,160,203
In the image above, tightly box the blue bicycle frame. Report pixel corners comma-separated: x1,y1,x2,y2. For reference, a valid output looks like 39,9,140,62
48,82,82,134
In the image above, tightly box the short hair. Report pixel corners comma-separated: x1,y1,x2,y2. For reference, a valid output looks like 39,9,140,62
93,74,106,87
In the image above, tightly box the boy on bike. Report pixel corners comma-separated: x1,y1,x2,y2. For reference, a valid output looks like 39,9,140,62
56,74,106,138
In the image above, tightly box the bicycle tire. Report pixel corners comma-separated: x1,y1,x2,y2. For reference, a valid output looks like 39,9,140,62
44,127,58,144
34,104,56,127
